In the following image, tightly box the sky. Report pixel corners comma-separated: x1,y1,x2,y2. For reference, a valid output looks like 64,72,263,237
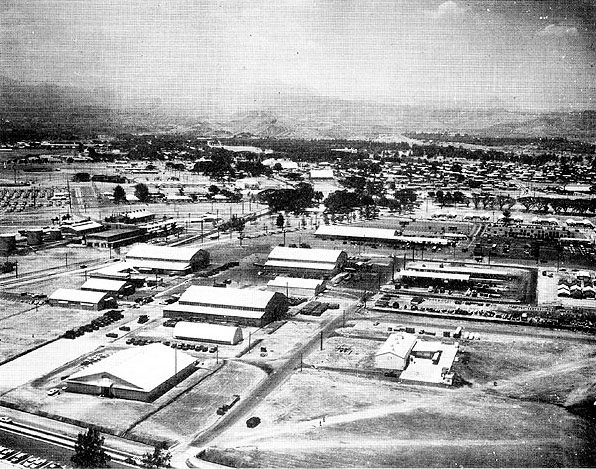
1,0,595,114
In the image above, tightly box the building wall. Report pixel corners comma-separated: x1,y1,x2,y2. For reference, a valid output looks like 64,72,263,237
67,361,196,402
375,353,408,371
163,309,266,327
268,285,322,298
189,250,210,271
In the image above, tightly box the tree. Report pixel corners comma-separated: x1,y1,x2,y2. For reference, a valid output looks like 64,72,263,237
141,444,171,469
73,172,91,182
71,427,111,468
113,185,127,204
276,213,285,228
502,208,512,224
134,183,150,203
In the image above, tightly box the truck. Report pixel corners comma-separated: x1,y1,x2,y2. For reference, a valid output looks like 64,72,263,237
217,394,240,415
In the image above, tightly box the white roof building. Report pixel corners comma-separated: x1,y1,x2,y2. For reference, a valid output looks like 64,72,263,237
66,343,196,401
315,225,450,246
164,285,288,327
126,243,209,273
48,288,116,310
173,322,243,345
81,278,128,294
375,333,417,371
267,276,326,297
309,169,335,179
265,246,347,276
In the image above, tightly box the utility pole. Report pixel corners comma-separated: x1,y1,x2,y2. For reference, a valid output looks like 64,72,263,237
320,331,323,351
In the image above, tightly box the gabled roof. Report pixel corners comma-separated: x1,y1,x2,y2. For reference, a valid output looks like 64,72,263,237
375,333,417,359
179,285,278,310
49,288,109,304
126,243,205,262
67,343,195,392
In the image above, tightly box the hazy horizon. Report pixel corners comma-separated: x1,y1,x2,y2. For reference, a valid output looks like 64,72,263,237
1,0,595,116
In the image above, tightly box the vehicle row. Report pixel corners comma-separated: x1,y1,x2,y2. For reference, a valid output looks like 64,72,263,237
0,445,62,469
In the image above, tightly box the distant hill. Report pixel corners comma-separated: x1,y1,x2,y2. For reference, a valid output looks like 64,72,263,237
1,76,594,140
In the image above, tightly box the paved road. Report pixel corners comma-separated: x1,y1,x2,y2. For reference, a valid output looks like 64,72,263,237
171,302,360,465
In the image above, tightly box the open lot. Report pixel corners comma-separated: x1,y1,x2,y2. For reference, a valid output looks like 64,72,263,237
0,341,227,446
128,360,265,444
0,301,109,364
199,366,596,467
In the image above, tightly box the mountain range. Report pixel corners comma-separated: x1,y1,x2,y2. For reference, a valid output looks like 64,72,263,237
1,77,594,140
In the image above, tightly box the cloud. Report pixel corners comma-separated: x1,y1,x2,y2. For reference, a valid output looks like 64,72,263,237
537,24,579,37
428,1,466,19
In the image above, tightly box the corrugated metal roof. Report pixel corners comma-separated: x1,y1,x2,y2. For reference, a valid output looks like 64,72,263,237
49,288,109,304
67,343,195,392
179,285,277,310
268,246,344,264
127,243,205,262
173,322,243,344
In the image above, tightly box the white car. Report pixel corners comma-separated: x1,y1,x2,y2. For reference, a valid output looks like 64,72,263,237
47,388,60,396
0,416,12,423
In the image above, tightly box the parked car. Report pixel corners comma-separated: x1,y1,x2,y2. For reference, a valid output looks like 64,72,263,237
47,388,60,396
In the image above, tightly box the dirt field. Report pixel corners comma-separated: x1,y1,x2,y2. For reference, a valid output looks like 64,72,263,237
0,301,107,363
197,318,596,468
199,367,596,467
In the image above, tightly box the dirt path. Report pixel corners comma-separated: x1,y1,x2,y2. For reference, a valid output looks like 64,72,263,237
230,436,577,451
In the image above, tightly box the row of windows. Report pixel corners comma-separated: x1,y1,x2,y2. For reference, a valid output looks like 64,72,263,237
178,301,265,312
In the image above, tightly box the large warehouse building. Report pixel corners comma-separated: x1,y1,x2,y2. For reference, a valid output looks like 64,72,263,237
164,285,288,327
173,322,243,345
126,244,209,274
396,270,471,288
315,225,450,246
267,276,326,298
49,288,117,311
66,343,196,402
264,246,347,278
